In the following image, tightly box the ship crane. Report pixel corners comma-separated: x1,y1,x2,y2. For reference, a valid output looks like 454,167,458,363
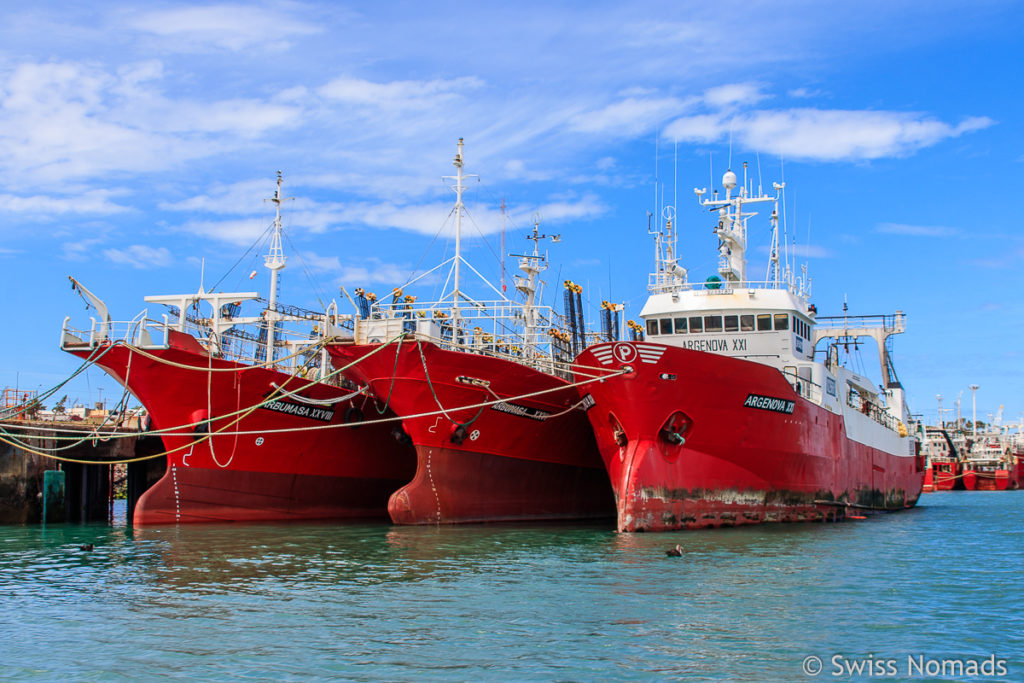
68,276,112,340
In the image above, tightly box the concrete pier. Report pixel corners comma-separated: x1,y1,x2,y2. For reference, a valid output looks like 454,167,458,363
0,422,155,524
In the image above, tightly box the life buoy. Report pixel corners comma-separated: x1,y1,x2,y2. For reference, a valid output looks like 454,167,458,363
344,406,363,429
450,424,468,445
391,426,413,448
189,409,209,442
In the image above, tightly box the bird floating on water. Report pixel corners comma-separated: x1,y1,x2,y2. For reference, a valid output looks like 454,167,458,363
665,544,683,557
79,544,94,552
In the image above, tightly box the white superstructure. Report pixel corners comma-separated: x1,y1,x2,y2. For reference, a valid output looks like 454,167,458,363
637,165,915,446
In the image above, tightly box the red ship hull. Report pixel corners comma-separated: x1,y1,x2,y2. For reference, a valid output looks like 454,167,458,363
573,342,924,532
327,340,614,524
67,336,416,524
961,469,1011,491
925,462,959,492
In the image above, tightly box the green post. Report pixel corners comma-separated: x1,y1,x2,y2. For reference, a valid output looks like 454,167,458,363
42,470,65,524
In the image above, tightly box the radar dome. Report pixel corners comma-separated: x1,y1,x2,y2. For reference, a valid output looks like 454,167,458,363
722,169,737,190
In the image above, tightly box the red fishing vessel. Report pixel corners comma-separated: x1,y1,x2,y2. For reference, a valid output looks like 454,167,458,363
1014,445,1024,491
961,431,1013,491
327,140,614,524
922,426,963,492
1013,427,1024,489
61,174,415,524
573,167,924,532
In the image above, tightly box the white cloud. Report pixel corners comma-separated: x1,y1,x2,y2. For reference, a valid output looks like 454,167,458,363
2,190,131,217
875,223,960,237
665,109,994,161
0,61,303,187
337,258,419,286
298,252,341,273
704,83,766,109
664,114,727,144
788,87,821,99
756,244,833,258
569,96,690,136
104,244,173,268
159,179,280,215
164,99,302,136
534,194,608,223
175,218,270,246
318,76,484,108
123,5,322,51
790,244,833,258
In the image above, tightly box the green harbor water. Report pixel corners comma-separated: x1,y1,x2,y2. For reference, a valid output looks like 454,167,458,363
1,493,1021,681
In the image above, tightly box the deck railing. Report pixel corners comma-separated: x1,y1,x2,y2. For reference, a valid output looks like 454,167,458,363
648,275,804,296
355,298,576,378
61,311,336,375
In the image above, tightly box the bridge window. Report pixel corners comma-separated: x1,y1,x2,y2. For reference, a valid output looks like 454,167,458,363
689,316,703,333
674,317,688,333
741,315,755,331
774,314,789,331
659,318,673,335
647,320,658,336
757,314,772,331
704,315,723,332
724,315,739,332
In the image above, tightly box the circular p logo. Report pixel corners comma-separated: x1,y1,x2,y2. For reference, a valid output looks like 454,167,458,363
613,343,638,363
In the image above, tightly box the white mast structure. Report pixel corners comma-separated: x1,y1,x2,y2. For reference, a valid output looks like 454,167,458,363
512,214,558,353
263,171,293,362
694,163,780,286
440,138,479,328
970,384,979,436
66,172,341,377
350,139,565,367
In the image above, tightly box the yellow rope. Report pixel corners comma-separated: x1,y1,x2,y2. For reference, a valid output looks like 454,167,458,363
3,332,631,465
1,363,628,462
0,333,406,464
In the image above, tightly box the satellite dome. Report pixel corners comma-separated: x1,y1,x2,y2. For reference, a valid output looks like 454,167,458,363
722,169,737,190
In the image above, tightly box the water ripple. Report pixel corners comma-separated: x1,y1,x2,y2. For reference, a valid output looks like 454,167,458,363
0,494,1021,680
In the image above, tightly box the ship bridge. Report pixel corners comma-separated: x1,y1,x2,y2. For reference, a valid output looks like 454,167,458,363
639,286,816,362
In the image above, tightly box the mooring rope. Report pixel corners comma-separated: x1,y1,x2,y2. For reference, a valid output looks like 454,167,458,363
0,333,407,463
1,363,628,464
1,332,628,464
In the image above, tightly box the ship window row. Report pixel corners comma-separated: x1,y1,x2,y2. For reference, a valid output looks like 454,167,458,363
793,316,810,340
646,313,792,337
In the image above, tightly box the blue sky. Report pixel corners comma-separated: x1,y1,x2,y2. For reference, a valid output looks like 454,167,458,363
0,1,1020,428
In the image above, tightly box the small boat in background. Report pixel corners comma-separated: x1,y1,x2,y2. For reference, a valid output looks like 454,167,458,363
922,426,964,492
962,431,1014,491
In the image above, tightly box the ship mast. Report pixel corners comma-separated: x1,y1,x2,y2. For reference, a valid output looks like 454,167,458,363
264,171,293,362
441,138,477,325
647,205,688,293
695,162,779,286
453,140,464,313
512,214,558,352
